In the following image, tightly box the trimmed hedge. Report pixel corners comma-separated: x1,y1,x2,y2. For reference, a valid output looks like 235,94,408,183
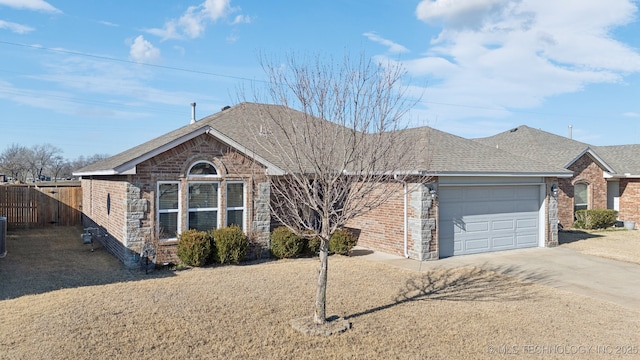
574,209,618,230
177,229,213,267
270,226,305,259
211,226,248,264
329,228,358,255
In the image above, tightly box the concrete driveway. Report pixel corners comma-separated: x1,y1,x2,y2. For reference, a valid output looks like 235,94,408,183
358,247,640,312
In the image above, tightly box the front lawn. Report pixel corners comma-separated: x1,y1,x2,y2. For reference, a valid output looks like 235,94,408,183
1,227,638,359
559,228,640,265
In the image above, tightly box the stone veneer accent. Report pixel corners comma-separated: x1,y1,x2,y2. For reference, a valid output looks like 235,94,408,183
408,183,437,260
546,179,559,247
252,181,271,256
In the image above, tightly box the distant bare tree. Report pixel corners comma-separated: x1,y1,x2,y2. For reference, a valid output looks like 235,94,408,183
71,154,110,170
26,144,62,181
49,154,66,182
0,144,30,182
0,143,109,182
246,53,428,326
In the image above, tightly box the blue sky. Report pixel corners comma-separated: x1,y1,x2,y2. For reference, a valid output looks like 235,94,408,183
1,0,640,160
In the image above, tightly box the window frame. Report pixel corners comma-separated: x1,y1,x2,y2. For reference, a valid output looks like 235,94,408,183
157,181,181,241
187,161,219,178
226,181,246,231
187,181,220,231
574,182,589,216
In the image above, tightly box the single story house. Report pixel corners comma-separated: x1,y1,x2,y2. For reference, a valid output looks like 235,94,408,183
74,103,572,267
475,126,640,229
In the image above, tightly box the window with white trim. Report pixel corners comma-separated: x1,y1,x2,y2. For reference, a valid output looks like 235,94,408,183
574,182,588,216
188,182,219,231
158,182,180,240
226,182,245,230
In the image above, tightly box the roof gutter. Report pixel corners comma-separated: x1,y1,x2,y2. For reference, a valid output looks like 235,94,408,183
424,171,574,178
603,172,640,179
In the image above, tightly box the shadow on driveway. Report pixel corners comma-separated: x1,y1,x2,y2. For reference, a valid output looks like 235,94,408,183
0,227,174,300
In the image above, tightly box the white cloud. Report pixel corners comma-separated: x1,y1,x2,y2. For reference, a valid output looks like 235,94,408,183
231,14,251,25
98,20,119,27
0,0,61,13
129,35,161,63
0,19,34,33
623,112,640,117
145,0,245,40
416,0,510,29
363,32,409,53
397,0,640,122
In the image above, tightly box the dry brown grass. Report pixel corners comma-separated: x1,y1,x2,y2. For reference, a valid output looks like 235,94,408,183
1,227,639,359
559,228,640,265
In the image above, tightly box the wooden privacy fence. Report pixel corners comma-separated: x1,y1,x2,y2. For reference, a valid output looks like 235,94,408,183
0,183,82,228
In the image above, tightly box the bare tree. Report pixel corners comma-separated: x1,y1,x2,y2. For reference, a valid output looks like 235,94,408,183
0,144,31,182
71,153,110,170
0,143,109,182
49,154,66,182
246,53,428,326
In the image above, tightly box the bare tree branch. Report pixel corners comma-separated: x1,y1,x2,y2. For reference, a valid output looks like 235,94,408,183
241,52,430,325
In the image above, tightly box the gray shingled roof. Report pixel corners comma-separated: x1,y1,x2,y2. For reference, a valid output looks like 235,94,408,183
474,125,640,176
75,103,571,177
403,126,570,175
474,125,594,169
594,145,640,175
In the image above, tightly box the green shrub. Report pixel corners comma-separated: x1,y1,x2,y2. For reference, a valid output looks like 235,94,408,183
177,229,213,267
304,234,322,257
270,226,305,259
329,228,358,255
574,209,618,230
211,226,248,264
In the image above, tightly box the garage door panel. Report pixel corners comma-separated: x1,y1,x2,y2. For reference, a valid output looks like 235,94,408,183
492,219,515,231
439,185,541,257
453,239,463,253
465,220,489,233
492,235,516,248
516,218,537,229
517,234,538,246
462,238,490,252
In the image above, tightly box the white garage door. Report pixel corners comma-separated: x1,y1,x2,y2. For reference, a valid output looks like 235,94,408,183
438,185,541,257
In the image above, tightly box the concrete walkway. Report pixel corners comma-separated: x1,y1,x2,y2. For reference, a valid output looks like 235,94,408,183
356,247,640,312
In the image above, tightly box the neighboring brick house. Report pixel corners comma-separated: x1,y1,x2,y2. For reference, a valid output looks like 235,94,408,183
476,126,640,229
75,103,572,267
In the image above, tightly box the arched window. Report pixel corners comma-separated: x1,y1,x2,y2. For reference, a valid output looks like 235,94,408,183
574,182,588,216
187,161,218,177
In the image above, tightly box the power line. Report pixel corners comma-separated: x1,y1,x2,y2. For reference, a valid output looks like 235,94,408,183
0,40,267,83
0,40,630,121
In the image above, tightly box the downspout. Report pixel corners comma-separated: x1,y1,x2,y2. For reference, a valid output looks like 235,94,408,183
403,181,409,258
394,174,410,258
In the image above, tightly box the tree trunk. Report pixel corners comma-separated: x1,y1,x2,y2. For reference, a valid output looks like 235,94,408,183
313,238,329,324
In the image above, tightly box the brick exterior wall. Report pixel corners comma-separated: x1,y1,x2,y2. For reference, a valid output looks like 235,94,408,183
619,179,640,229
346,181,438,260
81,134,270,267
346,182,410,257
557,154,608,228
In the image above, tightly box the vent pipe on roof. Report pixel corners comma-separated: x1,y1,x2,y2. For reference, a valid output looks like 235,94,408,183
568,125,572,139
190,102,196,124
